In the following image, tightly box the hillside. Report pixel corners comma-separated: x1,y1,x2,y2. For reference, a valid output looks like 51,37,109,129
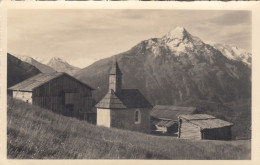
7,53,41,88
7,97,250,159
14,55,55,73
74,27,251,105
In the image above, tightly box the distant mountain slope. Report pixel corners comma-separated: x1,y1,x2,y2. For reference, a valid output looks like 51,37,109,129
213,44,251,66
7,97,250,159
14,55,55,73
47,57,80,75
7,53,41,88
74,27,251,105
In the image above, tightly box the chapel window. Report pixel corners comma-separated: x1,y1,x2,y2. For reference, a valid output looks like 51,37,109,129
135,109,141,124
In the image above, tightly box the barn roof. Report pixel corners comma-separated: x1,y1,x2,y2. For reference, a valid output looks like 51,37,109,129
95,89,153,109
156,120,176,128
8,72,94,92
151,105,197,121
179,114,215,120
179,114,233,129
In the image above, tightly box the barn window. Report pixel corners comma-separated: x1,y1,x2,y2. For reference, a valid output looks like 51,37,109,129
134,109,141,124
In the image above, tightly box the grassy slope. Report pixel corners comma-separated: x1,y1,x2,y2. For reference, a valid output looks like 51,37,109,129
7,97,250,159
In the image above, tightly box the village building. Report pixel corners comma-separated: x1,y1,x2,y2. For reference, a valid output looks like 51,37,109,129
178,114,233,140
96,61,153,133
8,72,95,122
150,105,197,135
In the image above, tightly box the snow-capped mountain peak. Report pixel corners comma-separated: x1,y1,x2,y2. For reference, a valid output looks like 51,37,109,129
138,26,251,68
49,57,69,64
163,26,189,40
47,57,80,75
158,26,203,52
213,43,251,66
74,26,251,106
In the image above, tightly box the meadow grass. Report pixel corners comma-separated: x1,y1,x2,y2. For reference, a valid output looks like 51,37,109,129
7,97,250,159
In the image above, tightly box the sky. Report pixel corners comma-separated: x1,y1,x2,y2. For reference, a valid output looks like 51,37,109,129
7,9,251,68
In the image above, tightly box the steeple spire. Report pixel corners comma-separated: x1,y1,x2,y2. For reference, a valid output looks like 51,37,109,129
109,59,122,93
110,59,122,75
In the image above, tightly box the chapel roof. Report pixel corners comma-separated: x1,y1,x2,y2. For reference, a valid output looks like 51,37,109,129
96,89,152,109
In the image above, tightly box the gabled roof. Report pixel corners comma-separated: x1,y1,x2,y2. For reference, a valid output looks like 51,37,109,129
110,61,122,75
156,120,177,128
151,105,197,121
179,114,215,121
8,72,94,92
179,114,233,129
96,89,153,109
95,90,127,109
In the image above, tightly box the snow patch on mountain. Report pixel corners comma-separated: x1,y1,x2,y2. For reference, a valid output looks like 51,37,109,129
139,26,251,68
47,57,80,75
11,54,55,73
213,44,251,66
164,26,188,40
13,54,50,65
158,27,203,53
75,26,251,106
49,57,69,65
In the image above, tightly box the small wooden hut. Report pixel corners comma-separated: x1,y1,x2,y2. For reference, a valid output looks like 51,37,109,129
8,72,94,122
178,114,233,140
150,105,197,134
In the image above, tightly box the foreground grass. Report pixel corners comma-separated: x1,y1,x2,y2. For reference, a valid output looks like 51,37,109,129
7,97,251,159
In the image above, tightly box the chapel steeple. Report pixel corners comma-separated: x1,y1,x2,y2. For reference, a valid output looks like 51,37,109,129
109,60,122,93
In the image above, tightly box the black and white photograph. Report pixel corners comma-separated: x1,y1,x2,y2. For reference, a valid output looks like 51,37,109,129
1,1,259,162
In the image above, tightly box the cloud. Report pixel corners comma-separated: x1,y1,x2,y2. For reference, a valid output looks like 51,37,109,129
208,11,251,26
7,9,252,66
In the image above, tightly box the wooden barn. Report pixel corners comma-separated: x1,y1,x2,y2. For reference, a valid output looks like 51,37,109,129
178,114,233,140
150,105,197,135
8,72,95,122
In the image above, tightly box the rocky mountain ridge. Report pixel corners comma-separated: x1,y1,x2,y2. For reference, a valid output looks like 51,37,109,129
213,43,251,66
74,26,251,105
14,55,55,73
12,54,80,75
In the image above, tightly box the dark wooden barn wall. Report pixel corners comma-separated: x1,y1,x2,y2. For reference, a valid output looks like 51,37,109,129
201,126,232,140
32,75,92,120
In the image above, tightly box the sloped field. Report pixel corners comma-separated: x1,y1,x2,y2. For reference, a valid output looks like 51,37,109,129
7,97,250,159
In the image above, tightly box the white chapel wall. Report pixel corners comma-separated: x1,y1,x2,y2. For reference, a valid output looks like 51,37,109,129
97,108,111,128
